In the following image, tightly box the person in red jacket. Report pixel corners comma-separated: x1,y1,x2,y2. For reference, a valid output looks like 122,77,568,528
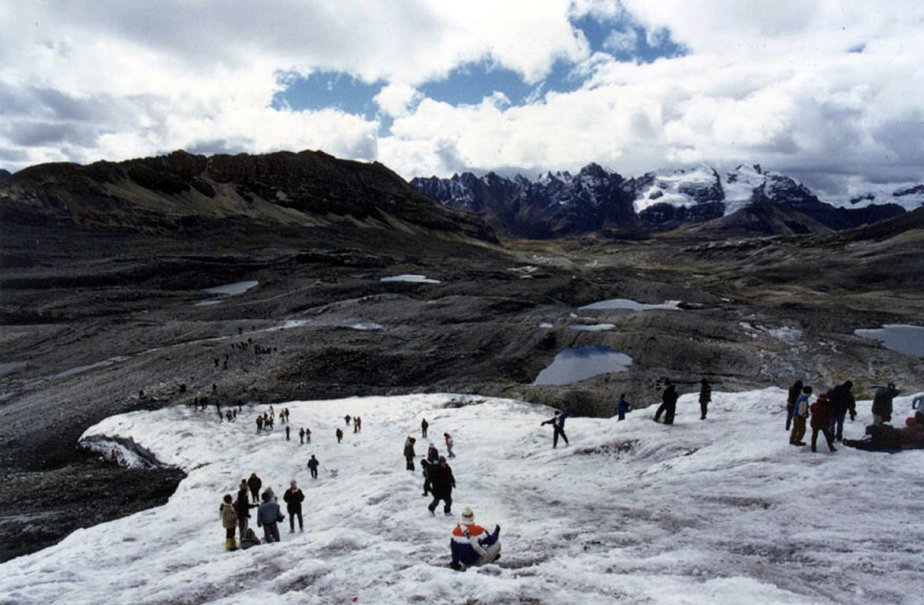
810,392,837,453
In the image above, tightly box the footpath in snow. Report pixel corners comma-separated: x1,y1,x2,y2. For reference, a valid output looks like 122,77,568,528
0,390,922,605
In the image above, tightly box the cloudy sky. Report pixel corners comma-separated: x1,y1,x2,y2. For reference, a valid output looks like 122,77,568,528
2,0,923,197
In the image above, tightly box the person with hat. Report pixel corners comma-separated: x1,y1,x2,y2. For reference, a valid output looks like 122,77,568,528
283,481,305,533
219,494,238,551
427,456,455,516
450,506,501,570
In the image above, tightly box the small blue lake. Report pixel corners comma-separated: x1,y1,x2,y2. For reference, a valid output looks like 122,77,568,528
855,325,924,357
533,346,633,386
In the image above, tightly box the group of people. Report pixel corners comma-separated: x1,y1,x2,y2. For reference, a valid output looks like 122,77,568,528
344,414,362,433
220,475,306,551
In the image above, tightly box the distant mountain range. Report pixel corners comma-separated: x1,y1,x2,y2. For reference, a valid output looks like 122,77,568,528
411,164,919,238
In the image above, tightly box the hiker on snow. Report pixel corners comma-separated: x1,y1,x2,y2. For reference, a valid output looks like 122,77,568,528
283,481,304,533
786,379,804,431
247,473,262,503
219,494,238,551
872,383,900,426
789,386,812,446
654,382,679,425
541,410,570,448
444,432,455,458
421,418,429,438
810,392,837,453
699,378,712,420
427,443,439,463
427,456,455,516
257,489,282,543
616,393,631,421
307,454,320,479
235,480,251,535
449,506,501,571
828,380,856,441
404,436,417,471
336,427,344,443
420,458,432,496
240,527,261,550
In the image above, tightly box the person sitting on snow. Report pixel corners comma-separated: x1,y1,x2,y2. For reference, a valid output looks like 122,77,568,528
449,506,501,570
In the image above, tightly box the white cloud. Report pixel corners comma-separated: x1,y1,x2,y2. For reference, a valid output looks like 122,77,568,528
0,0,922,198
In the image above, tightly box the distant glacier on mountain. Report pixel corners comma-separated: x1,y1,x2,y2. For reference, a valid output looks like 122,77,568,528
411,164,919,238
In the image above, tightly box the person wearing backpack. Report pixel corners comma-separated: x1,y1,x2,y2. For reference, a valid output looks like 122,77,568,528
789,386,812,446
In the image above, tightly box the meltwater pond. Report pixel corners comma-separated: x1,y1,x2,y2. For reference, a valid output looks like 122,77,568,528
855,324,924,357
533,346,633,386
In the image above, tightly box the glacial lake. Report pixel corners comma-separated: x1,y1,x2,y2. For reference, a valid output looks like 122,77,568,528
196,280,260,306
579,298,681,311
854,324,924,357
533,346,633,386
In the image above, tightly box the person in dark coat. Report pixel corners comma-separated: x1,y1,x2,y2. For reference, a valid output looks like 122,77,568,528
240,527,261,550
810,392,837,453
235,480,251,535
421,418,429,438
336,427,343,443
786,379,804,431
828,380,856,441
307,454,319,479
256,415,264,433
282,481,304,533
427,443,439,463
345,414,351,426
654,383,679,424
427,456,455,515
699,378,712,420
247,473,262,503
420,458,432,496
299,427,305,444
541,410,570,448
257,489,282,543
285,425,291,441
872,383,900,425
404,436,417,470
616,393,631,421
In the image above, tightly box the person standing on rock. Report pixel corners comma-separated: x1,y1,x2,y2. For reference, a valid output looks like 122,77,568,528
404,436,417,470
421,418,429,439
654,382,679,425
616,393,631,421
699,379,712,420
428,456,455,516
219,494,238,551
444,432,455,458
307,454,320,479
283,481,304,533
790,386,812,446
872,383,900,426
247,473,262,503
828,380,856,441
541,410,570,447
336,427,343,443
257,490,282,543
810,392,837,453
235,480,251,535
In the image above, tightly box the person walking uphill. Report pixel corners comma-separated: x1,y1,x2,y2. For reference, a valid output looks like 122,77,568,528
810,392,837,453
699,378,712,420
283,481,304,533
789,386,812,446
541,411,570,448
654,382,679,424
404,436,417,471
247,473,262,503
450,506,501,570
257,490,282,543
428,456,455,516
219,494,238,551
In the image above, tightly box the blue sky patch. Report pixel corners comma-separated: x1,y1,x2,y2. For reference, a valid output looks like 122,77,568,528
272,71,381,117
571,14,687,63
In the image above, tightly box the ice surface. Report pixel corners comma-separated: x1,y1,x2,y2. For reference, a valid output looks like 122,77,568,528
343,322,384,331
380,274,441,284
855,324,924,357
579,299,681,311
1,391,922,604
204,281,260,296
568,323,616,332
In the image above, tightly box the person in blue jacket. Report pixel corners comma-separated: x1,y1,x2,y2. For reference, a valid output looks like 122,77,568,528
541,410,570,447
616,394,631,421
257,489,282,543
450,506,501,570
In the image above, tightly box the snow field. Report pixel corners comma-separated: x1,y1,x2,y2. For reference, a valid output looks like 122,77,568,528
0,390,922,604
